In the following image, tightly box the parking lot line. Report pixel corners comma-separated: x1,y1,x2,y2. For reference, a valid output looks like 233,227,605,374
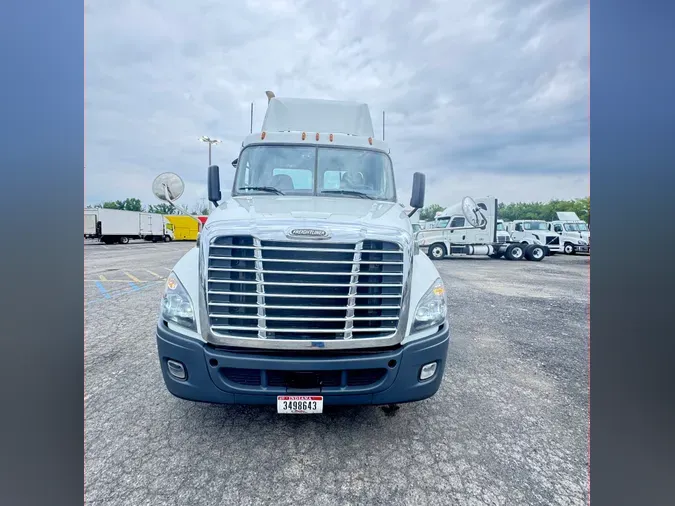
128,282,140,291
144,269,162,278
99,274,108,281
94,281,111,299
125,272,142,283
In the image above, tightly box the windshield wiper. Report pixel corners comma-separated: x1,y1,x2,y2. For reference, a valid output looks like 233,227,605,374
321,190,373,200
238,186,284,195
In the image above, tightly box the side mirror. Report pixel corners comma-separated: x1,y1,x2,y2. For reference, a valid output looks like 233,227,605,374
231,158,238,168
208,165,222,207
409,172,426,211
152,172,185,203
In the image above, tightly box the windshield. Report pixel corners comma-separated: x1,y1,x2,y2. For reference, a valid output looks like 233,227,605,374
232,145,396,201
435,218,450,228
563,222,589,232
496,222,504,231
523,221,548,231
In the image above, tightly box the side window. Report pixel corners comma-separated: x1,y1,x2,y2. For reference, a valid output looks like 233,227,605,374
449,217,465,228
554,224,563,233
515,223,523,232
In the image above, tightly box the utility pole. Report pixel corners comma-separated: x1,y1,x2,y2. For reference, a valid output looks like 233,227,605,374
199,136,221,211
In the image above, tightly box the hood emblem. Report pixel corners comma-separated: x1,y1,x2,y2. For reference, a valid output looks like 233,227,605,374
286,227,331,240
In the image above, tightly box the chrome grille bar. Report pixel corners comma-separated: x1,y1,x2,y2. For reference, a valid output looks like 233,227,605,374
344,242,363,340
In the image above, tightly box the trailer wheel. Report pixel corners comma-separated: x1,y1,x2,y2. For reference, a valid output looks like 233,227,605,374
505,244,524,260
428,243,447,260
120,236,130,244
525,244,545,262
152,236,158,243
563,243,575,255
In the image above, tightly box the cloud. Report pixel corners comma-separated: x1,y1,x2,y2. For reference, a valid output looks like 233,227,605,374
85,0,589,209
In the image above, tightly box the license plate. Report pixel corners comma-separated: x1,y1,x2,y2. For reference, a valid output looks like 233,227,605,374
277,395,323,414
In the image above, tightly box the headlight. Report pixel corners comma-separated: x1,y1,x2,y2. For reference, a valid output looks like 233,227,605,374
578,239,587,245
161,272,197,331
413,277,447,332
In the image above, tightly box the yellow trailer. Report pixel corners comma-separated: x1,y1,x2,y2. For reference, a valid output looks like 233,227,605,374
164,215,201,241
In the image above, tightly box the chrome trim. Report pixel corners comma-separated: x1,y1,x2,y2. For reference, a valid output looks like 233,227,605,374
253,237,267,339
344,242,363,340
197,217,413,351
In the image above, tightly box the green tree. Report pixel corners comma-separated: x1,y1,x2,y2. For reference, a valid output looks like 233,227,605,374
497,197,590,222
147,203,177,215
419,204,444,221
98,198,143,211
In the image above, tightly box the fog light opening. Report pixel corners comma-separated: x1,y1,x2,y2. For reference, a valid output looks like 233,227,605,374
167,360,187,380
388,359,397,369
419,361,438,381
209,358,218,367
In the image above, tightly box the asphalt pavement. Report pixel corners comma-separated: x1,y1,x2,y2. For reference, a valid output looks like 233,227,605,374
85,241,589,506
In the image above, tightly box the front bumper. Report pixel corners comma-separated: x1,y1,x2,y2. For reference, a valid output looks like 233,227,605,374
575,244,590,253
156,322,450,406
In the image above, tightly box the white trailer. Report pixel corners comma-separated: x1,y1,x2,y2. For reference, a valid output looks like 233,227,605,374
140,213,174,242
547,212,590,254
417,196,548,261
92,209,141,244
84,210,98,238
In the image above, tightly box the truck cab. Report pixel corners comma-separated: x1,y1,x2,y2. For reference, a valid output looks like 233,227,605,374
496,219,510,243
153,95,450,413
416,197,547,261
506,219,563,254
547,212,590,254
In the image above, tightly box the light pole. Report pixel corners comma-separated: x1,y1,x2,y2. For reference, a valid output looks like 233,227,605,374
199,136,221,211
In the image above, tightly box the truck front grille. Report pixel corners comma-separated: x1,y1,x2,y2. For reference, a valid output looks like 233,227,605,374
206,236,404,341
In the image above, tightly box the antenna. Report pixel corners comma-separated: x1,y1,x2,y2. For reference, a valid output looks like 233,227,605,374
250,102,253,133
382,111,385,141
461,196,487,228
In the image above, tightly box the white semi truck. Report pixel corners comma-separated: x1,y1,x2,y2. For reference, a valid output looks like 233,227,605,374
547,212,590,254
505,219,564,254
416,196,548,261
153,94,450,414
84,208,174,244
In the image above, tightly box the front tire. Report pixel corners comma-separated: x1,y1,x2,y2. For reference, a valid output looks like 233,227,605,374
120,236,129,244
164,235,171,242
563,243,575,255
428,243,447,260
505,243,525,260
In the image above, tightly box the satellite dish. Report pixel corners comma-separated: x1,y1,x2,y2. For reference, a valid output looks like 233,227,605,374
461,196,487,228
152,172,185,203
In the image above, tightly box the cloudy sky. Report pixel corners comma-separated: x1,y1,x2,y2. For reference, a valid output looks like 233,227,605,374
85,0,589,211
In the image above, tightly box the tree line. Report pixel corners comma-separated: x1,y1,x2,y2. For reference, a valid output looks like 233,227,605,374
86,198,210,216
419,197,590,223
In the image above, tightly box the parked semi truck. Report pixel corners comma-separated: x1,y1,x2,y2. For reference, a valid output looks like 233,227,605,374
417,196,548,261
84,208,174,243
547,212,590,254
153,94,450,414
505,219,567,254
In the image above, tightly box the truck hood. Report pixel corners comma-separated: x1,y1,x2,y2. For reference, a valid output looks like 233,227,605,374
205,195,411,232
